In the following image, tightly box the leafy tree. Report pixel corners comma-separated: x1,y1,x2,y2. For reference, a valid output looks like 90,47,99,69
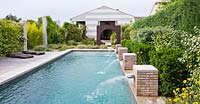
79,25,87,39
26,21,43,49
121,24,132,40
62,22,82,43
38,16,65,44
4,14,22,22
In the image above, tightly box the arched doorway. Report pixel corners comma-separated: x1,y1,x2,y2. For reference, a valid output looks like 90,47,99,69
100,29,117,45
97,24,121,45
101,29,113,40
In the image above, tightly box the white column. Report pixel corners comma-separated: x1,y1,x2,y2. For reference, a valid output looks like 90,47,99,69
42,16,48,46
23,21,27,51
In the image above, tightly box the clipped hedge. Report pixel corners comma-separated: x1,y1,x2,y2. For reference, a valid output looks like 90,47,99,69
133,0,200,33
131,43,154,64
121,40,154,64
149,48,188,96
121,40,133,53
0,20,23,56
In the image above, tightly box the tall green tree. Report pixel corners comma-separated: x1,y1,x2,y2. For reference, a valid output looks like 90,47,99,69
62,22,82,43
4,14,22,22
26,20,43,49
38,16,65,44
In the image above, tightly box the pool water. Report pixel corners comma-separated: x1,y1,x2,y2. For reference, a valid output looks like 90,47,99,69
0,52,136,104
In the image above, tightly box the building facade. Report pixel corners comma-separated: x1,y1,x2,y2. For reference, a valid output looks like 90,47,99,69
70,6,134,45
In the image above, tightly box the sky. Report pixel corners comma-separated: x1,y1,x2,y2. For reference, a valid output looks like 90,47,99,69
0,0,159,24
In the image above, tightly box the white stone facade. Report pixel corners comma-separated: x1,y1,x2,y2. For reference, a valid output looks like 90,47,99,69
70,6,134,40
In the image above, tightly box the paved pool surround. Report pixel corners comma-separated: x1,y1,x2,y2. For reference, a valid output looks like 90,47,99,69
0,49,115,86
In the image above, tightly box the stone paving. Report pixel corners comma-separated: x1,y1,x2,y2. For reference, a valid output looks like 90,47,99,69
0,49,113,85
0,50,70,85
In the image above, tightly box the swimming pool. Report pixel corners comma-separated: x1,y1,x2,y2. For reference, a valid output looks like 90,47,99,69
0,51,136,104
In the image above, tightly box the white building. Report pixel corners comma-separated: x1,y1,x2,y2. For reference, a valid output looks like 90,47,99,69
70,6,134,45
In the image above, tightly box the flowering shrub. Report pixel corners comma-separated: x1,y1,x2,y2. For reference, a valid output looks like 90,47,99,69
168,78,200,104
168,27,200,103
122,26,191,96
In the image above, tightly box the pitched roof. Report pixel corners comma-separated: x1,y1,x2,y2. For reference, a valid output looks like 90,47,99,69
70,6,134,21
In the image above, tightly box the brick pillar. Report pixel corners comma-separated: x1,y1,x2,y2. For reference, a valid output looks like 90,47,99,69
133,65,158,96
118,47,128,60
115,44,121,53
123,53,137,70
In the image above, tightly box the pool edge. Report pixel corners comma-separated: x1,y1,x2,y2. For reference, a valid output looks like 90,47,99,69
0,49,114,86
115,53,139,104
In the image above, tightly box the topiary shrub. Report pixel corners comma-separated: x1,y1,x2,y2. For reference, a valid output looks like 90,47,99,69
110,32,117,45
0,20,23,56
